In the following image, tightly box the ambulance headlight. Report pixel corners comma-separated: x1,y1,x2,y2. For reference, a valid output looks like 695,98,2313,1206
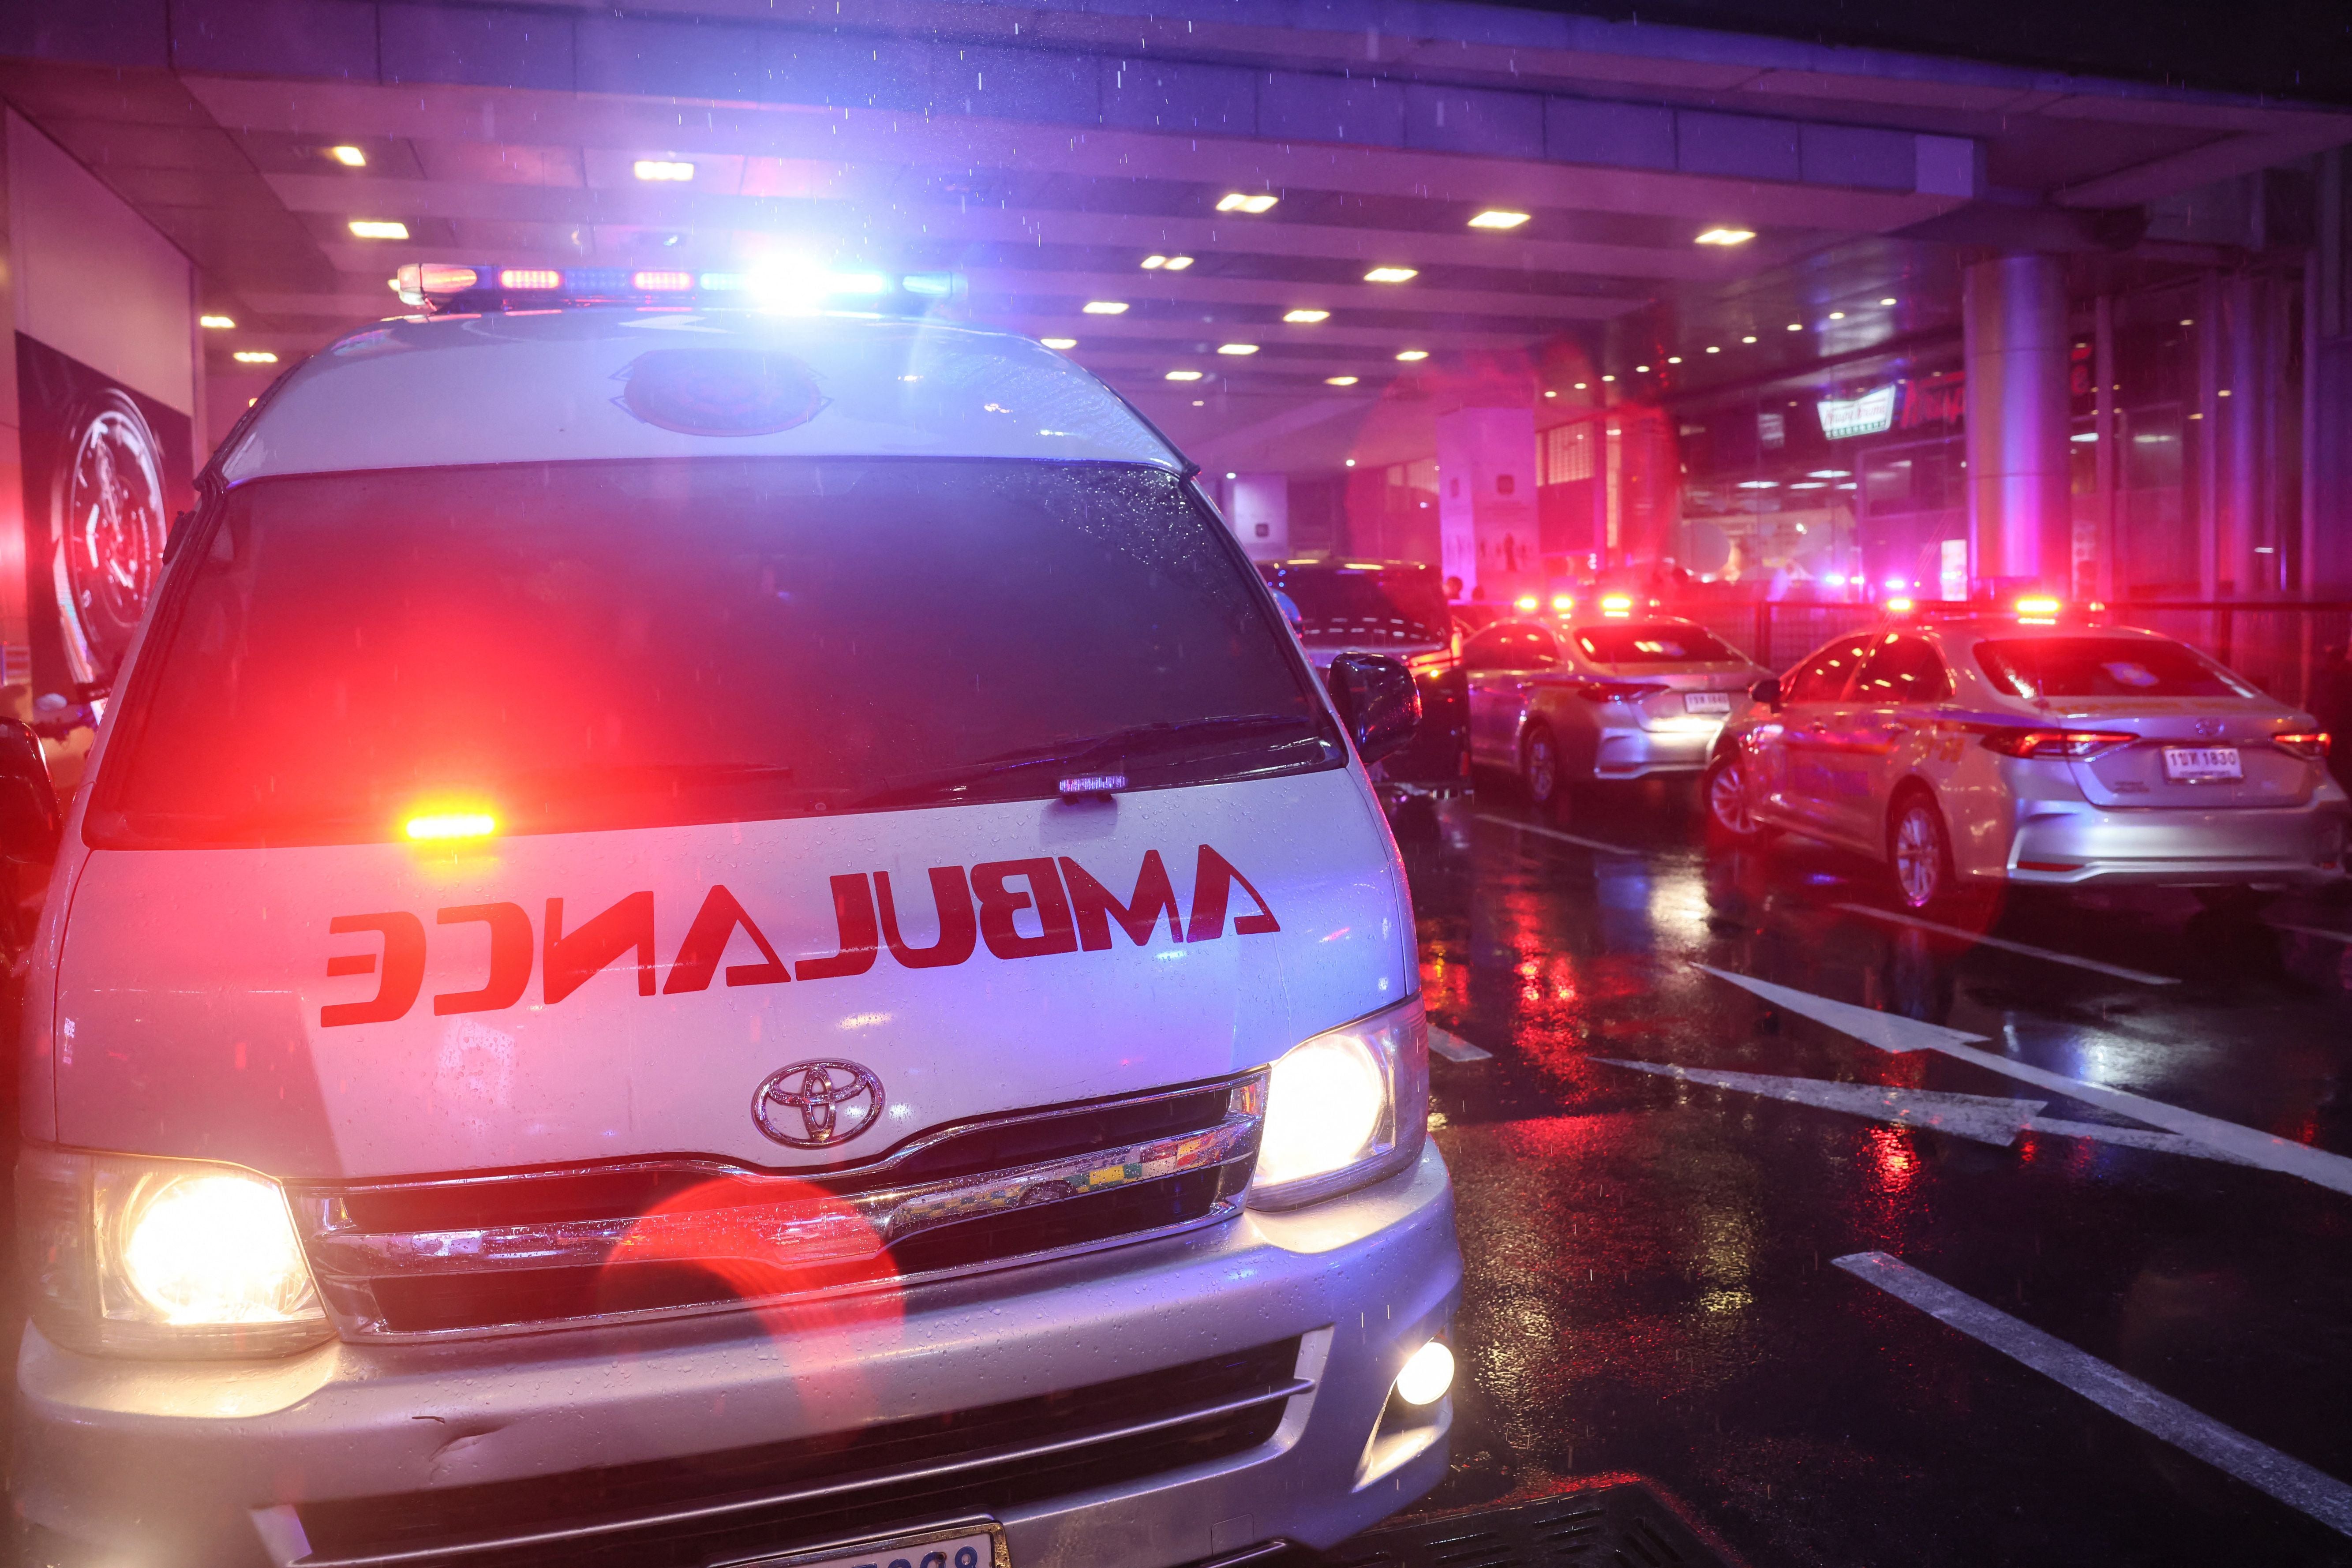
1249,995,1429,1209
19,1147,333,1358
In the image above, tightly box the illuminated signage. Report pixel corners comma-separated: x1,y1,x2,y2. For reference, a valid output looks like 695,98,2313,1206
1816,385,1898,439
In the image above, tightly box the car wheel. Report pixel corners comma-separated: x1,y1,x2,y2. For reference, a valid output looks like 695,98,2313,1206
1521,723,1563,813
1888,790,1955,912
1703,754,1763,842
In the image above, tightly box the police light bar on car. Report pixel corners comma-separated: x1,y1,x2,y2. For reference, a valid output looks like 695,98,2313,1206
391,262,966,314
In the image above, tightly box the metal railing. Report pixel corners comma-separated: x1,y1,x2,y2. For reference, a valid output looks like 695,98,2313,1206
1672,598,2352,710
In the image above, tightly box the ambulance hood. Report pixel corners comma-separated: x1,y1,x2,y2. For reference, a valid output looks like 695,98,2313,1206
47,769,1411,1179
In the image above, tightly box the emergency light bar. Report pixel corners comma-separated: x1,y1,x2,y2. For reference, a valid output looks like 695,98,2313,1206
393,262,966,314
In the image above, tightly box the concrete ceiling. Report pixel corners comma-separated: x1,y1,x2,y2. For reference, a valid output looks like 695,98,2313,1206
1,0,2345,470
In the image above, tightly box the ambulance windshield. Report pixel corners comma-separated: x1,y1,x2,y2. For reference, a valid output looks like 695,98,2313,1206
91,458,1339,846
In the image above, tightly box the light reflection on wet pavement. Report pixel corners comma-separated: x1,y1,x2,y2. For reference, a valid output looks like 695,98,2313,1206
1397,782,2352,1567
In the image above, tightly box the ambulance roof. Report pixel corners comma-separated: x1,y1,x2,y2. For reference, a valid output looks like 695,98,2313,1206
218,308,1183,483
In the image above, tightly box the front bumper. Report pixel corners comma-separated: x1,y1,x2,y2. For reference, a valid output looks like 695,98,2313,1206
17,1145,1461,1568
2002,798,2349,888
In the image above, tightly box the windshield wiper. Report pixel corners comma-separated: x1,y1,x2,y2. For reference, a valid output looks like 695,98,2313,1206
850,713,1320,809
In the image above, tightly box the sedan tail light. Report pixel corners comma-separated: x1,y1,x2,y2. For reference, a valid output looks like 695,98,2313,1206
2273,731,2332,759
1572,681,1668,704
1981,728,2137,760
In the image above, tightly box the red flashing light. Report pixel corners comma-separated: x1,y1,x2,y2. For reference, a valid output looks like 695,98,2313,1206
632,270,695,292
498,268,562,290
2015,595,2063,618
1551,593,1574,612
1599,594,1633,616
1514,594,1540,613
405,811,498,842
1884,596,1915,614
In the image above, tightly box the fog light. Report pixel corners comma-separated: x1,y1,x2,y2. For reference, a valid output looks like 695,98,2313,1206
1394,1339,1455,1407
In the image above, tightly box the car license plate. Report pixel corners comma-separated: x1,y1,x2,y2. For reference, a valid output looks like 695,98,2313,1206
2163,745,2242,782
722,1528,998,1568
1682,691,1732,715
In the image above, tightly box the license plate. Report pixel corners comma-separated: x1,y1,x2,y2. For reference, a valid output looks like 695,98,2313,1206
721,1528,997,1568
1682,691,1732,715
2163,746,2242,782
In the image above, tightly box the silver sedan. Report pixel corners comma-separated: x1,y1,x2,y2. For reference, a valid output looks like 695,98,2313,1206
1464,617,1768,813
1704,612,2352,910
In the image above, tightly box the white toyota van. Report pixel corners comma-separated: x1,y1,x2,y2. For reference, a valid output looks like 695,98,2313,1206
10,283,1461,1568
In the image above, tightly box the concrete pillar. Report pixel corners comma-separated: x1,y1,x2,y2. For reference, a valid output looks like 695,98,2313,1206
1963,253,2071,591
1226,472,1288,559
1434,405,1539,599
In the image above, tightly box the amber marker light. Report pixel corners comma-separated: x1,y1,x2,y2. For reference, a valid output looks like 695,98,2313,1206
405,812,498,842
1515,595,1540,613
2015,595,2064,617
1885,596,1916,615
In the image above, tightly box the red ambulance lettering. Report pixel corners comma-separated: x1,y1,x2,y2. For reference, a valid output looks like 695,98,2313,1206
876,866,979,969
664,885,791,992
434,902,532,1014
544,892,658,1003
972,857,1079,959
316,846,1281,1024
320,913,426,1026
1060,850,1183,950
797,873,880,981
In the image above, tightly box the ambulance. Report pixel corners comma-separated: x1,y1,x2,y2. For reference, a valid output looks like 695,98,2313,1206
11,270,1462,1568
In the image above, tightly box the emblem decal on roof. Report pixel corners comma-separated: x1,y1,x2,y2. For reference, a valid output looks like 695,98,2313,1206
614,348,828,436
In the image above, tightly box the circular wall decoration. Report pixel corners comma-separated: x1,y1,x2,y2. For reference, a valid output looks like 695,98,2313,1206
51,389,167,686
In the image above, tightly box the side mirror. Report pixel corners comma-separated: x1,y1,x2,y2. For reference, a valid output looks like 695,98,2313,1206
0,718,60,861
1327,652,1421,765
1750,675,1783,710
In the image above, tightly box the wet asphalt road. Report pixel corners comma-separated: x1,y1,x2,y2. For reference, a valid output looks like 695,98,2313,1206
1394,780,2352,1568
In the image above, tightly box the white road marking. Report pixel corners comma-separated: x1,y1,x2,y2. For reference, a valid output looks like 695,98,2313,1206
1429,1026,1493,1063
1831,902,2180,985
1700,965,1990,1054
2270,920,2352,944
1702,968,2352,1196
1598,1057,2262,1166
1836,1252,2352,1537
1473,812,1638,857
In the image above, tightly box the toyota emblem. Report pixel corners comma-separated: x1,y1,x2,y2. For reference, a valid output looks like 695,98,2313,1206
753,1060,886,1149
2193,718,2224,739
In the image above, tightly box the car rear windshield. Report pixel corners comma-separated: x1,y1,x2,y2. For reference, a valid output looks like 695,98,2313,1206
1574,623,1741,663
91,458,1340,847
1973,636,2256,700
1263,565,1451,647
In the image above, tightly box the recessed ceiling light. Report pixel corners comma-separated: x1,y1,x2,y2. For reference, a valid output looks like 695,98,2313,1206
1544,389,1557,397
1807,470,1851,479
347,220,408,239
1083,300,1130,314
1742,335,1758,344
1140,254,1196,271
1468,210,1530,229
1395,349,1429,361
232,350,278,363
1041,337,1077,349
1192,399,1205,406
1283,309,1330,323
1696,228,1756,245
1737,479,1779,490
1217,343,1258,355
2180,318,2195,327
1880,297,1898,306
1706,345,1721,354
1364,267,1418,284
1787,323,1802,331
1666,356,1682,364
1345,458,1357,467
1142,255,1168,269
1573,382,1588,389
1828,311,1846,320
199,314,236,329
1326,375,1359,386
1165,369,1203,381
1162,255,1194,270
1216,193,1278,213
328,145,366,167
1601,374,1615,382
633,159,694,182
1636,364,1650,372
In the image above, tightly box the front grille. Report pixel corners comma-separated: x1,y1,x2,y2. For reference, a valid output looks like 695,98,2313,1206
287,1074,1266,1339
292,1337,1306,1568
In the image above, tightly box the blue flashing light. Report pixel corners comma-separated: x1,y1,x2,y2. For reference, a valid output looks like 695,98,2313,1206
394,260,962,314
